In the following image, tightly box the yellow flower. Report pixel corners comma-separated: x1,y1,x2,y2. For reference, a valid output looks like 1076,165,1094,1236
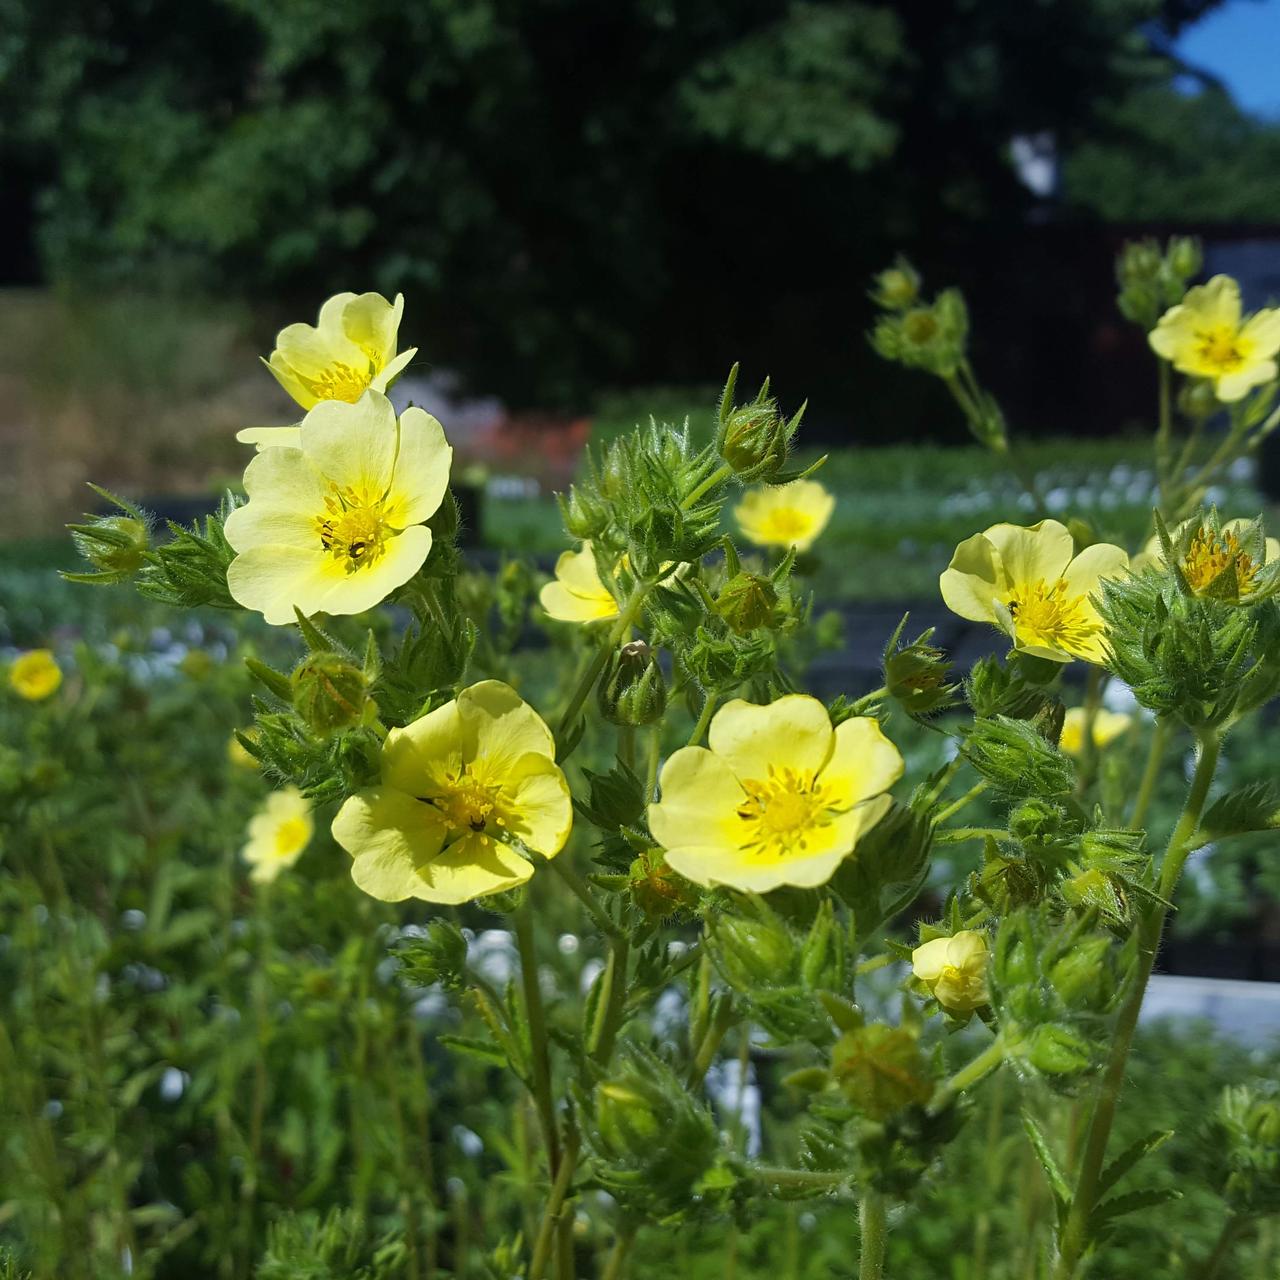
734,480,835,553
647,694,902,893
1134,518,1279,597
225,391,452,625
940,520,1129,664
331,681,572,904
911,930,989,1012
1149,275,1280,402
8,649,62,701
539,543,619,623
1059,708,1133,757
242,787,313,884
238,291,417,447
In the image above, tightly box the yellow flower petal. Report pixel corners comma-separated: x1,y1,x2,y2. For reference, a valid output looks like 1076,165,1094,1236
910,936,952,983
415,832,534,904
460,680,557,773
734,480,835,552
242,786,313,884
648,747,747,856
822,716,905,808
706,694,835,783
388,407,453,528
1060,707,1133,757
501,754,573,856
939,532,1002,624
983,520,1074,590
334,787,450,901
8,649,62,701
236,425,304,450
540,544,618,623
342,291,403,369
299,392,399,499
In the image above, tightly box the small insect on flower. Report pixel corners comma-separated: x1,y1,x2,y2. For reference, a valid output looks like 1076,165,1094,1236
331,681,572,905
911,930,990,1013
242,787,313,884
1059,707,1133,758
238,291,418,448
1149,275,1280,403
8,649,62,701
539,543,620,623
940,519,1129,664
225,391,452,625
647,694,902,892
734,480,834,554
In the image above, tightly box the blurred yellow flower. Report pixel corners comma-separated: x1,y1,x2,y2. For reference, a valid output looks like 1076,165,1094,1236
912,930,989,1012
539,543,619,623
1135,518,1279,597
8,650,62,701
1149,275,1280,402
734,480,834,553
331,681,572,904
1059,707,1133,757
239,291,417,447
940,520,1128,664
242,787,313,884
225,391,452,625
648,694,902,892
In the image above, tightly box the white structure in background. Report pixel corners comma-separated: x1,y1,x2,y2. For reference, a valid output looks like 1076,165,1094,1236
1141,976,1280,1046
1010,131,1059,199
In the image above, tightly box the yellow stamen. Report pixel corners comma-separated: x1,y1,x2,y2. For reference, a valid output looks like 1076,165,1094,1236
298,361,373,403
1182,527,1260,594
1195,328,1246,373
426,763,507,836
315,486,391,573
1005,578,1098,655
736,765,836,858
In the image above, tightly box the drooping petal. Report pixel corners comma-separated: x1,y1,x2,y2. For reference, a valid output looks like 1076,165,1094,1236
410,831,534,903
236,425,304,450
707,694,835,783
332,787,450,901
822,716,904,808
983,520,1074,590
342,292,402,368
389,406,452,527
939,532,1002,623
648,747,746,854
300,392,399,497
371,347,417,393
266,352,319,410
460,680,557,773
500,753,573,856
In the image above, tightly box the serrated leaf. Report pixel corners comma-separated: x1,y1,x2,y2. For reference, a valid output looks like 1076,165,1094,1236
1098,1129,1174,1196
1196,782,1280,847
1089,1186,1181,1231
1021,1113,1071,1207
437,1034,510,1068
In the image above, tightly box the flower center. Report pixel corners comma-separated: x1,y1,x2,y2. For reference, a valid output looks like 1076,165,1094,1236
1182,527,1259,593
316,486,392,572
273,817,310,858
299,361,373,403
428,764,507,836
1196,327,1245,373
736,766,835,858
762,508,812,543
903,310,938,344
1005,578,1098,654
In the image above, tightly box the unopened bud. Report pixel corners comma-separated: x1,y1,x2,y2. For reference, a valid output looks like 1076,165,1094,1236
716,571,779,635
1167,236,1202,281
870,260,920,310
291,652,370,736
716,364,802,483
598,640,667,727
831,1024,933,1119
66,512,151,584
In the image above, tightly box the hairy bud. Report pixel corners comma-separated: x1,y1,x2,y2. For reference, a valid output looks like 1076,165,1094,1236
598,640,667,726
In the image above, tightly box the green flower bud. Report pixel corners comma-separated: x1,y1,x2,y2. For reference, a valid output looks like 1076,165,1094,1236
1177,379,1219,421
709,910,797,990
831,1024,933,1119
627,849,699,920
597,640,667,727
870,259,921,311
291,652,370,736
716,571,779,635
1026,1024,1093,1077
393,919,470,992
65,491,153,586
1166,236,1202,282
962,715,1075,801
883,621,957,716
1207,1085,1280,1215
588,1048,720,1219
715,364,803,483
557,483,609,540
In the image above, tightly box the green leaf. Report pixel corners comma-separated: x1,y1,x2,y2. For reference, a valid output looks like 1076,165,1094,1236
1196,781,1280,847
1021,1113,1071,1208
1089,1186,1181,1231
437,1035,509,1069
1098,1129,1174,1196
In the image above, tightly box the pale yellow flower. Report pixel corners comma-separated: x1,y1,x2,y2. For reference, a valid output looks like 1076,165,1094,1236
1134,518,1279,597
1149,275,1280,402
225,391,452,625
332,681,572,905
940,520,1129,664
539,543,619,623
1059,708,1133,757
912,930,989,1012
8,650,62,701
734,480,835,553
242,787,313,884
647,694,902,892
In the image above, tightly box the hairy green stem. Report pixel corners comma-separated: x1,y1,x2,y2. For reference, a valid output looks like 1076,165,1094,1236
601,1224,638,1280
687,693,718,747
1052,729,1221,1279
527,1129,580,1280
859,1191,888,1280
935,779,989,824
545,855,621,940
1197,1214,1246,1280
589,935,630,1064
930,1039,1004,1115
682,462,735,511
514,899,560,1173
1127,719,1169,831
1155,360,1173,498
